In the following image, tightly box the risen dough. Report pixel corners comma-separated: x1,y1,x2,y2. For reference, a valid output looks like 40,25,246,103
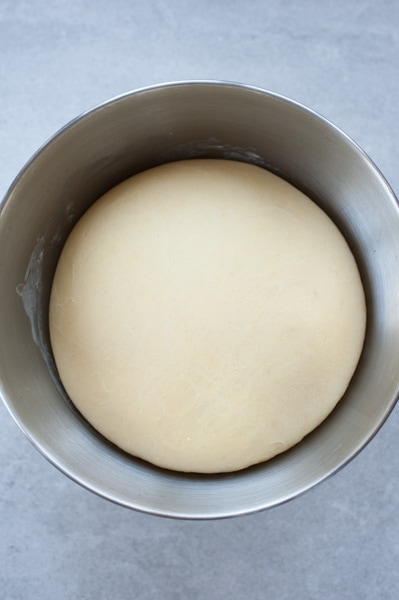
49,159,366,473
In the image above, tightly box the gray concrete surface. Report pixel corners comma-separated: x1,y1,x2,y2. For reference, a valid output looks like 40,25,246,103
1,1,399,598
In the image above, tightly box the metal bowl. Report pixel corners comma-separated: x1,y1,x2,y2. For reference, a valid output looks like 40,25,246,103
1,81,398,519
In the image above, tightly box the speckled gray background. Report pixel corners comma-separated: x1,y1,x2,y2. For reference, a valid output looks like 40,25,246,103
1,1,399,598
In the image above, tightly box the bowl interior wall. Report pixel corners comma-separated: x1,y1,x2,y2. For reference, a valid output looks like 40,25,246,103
1,82,399,518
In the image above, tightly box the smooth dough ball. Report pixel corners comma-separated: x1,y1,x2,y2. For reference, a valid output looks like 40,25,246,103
49,159,366,473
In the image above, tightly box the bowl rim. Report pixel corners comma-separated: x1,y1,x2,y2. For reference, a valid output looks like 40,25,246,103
1,79,399,519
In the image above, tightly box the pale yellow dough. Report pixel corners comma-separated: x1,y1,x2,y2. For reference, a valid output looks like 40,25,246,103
49,159,366,473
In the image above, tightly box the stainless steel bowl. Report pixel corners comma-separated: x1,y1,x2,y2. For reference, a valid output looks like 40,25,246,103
1,81,398,519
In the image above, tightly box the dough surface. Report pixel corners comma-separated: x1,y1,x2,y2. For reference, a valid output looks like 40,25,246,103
49,159,366,473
